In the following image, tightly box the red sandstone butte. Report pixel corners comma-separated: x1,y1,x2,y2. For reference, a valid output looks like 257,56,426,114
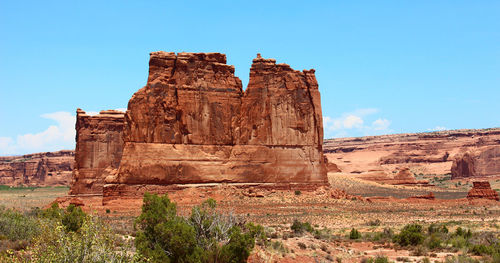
0,150,74,186
69,109,124,195
70,52,327,199
467,181,499,201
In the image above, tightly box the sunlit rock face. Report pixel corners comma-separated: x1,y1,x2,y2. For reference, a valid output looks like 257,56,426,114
70,109,124,195
100,52,328,200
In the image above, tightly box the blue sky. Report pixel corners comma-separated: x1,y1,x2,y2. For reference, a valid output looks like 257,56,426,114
1,1,499,155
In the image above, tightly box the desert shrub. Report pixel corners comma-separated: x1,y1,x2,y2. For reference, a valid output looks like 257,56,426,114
294,190,301,195
428,223,448,234
270,240,288,254
367,219,381,226
298,242,307,249
313,228,332,240
449,235,468,249
455,227,472,239
291,219,314,234
444,255,480,263
349,228,361,240
393,224,425,247
361,256,389,263
134,193,259,263
426,233,442,249
41,202,63,220
470,244,499,256
2,215,134,262
0,206,40,242
61,204,86,232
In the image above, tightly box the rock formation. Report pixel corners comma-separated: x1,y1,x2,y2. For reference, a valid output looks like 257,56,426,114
451,146,500,178
467,181,499,201
69,109,124,195
0,150,74,186
70,52,328,199
324,128,500,179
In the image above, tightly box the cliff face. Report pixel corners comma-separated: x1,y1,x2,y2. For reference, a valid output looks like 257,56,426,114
100,52,327,199
69,109,124,195
324,129,500,180
451,146,500,178
0,150,74,186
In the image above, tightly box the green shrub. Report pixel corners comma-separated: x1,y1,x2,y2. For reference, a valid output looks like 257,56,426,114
349,228,361,240
294,190,301,195
4,215,135,262
361,256,389,263
61,204,86,232
455,227,472,239
291,219,314,234
426,233,442,249
393,224,425,247
134,193,259,263
0,206,40,242
428,223,448,234
449,235,468,249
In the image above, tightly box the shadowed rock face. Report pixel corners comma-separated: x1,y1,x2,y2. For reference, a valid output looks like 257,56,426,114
69,109,124,195
0,151,74,186
451,146,500,178
71,52,328,199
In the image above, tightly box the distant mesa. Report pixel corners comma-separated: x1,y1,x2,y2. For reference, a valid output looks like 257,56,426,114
71,52,329,200
0,150,73,187
323,128,500,183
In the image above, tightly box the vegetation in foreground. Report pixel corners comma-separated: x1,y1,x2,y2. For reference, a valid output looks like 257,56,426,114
0,191,499,262
0,193,264,263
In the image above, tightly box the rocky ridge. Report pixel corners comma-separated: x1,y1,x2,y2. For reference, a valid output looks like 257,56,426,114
324,128,500,181
0,150,74,186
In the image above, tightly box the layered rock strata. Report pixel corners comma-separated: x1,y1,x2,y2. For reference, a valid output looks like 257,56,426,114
467,181,499,201
103,52,327,199
0,150,74,186
69,52,327,199
69,109,124,195
451,146,500,178
324,128,500,179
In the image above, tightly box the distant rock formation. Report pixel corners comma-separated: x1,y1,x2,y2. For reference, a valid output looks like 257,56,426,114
70,52,328,199
451,146,500,179
69,109,124,195
0,150,74,186
324,128,500,179
467,181,499,201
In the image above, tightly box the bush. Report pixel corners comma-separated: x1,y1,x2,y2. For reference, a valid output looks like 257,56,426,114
2,215,134,262
291,219,314,234
349,228,361,240
0,206,40,242
361,256,389,263
134,193,259,263
294,190,301,195
428,223,448,234
426,233,442,249
393,224,425,247
61,204,86,232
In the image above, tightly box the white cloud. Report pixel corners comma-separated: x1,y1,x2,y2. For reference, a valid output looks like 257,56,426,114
323,108,392,138
0,112,76,155
115,108,127,112
427,126,447,131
